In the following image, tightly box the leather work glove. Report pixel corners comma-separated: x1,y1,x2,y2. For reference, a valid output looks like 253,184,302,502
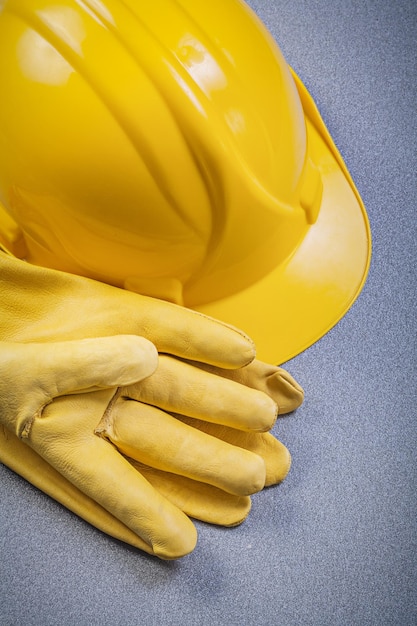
0,249,303,559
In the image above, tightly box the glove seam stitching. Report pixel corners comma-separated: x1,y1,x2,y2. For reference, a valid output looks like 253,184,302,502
94,387,122,441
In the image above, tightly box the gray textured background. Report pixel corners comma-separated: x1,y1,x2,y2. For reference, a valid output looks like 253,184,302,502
1,1,416,625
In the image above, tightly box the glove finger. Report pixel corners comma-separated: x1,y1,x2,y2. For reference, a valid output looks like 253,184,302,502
121,292,257,369
175,416,291,486
121,355,278,432
134,460,252,526
1,336,158,437
27,391,197,559
97,397,266,497
38,335,158,390
186,358,304,414
1,254,255,370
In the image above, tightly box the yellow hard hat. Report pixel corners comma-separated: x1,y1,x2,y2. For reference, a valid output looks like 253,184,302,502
0,0,371,363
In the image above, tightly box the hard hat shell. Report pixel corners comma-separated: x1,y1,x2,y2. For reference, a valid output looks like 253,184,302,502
0,0,371,364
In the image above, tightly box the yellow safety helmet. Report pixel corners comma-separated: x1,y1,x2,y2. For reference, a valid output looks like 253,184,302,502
0,0,370,363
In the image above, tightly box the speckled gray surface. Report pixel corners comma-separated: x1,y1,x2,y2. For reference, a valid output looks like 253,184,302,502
1,1,416,625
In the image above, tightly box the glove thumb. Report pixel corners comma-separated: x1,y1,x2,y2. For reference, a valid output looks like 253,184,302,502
0,335,158,437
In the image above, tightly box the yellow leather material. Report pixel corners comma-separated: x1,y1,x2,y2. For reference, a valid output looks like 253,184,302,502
0,251,303,558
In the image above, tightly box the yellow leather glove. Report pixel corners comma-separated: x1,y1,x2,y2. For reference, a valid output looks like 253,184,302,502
0,249,303,558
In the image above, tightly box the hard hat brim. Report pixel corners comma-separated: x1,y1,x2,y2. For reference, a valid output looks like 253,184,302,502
195,69,371,365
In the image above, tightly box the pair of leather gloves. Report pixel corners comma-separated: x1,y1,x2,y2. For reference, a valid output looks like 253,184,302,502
0,247,303,559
